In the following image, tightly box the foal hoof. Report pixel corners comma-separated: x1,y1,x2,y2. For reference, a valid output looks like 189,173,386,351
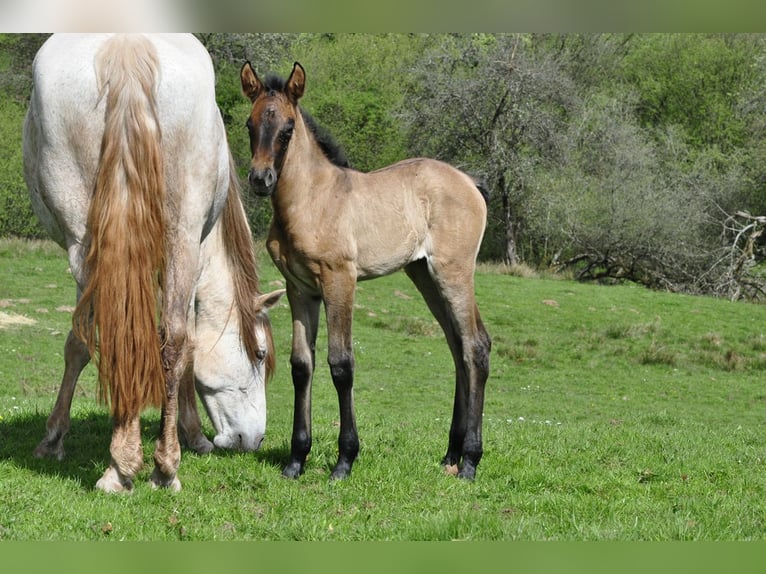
444,463,459,476
330,461,352,480
457,463,477,481
282,462,304,479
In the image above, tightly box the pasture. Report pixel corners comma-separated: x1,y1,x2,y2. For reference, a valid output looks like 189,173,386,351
1,237,766,541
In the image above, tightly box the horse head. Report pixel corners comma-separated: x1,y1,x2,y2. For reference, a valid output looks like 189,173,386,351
240,61,305,197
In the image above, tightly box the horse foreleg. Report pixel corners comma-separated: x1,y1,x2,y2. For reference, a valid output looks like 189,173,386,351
34,330,90,460
177,361,214,454
96,414,142,493
283,286,321,479
322,272,359,480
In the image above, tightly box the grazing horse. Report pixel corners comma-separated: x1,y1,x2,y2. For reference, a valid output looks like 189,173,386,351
23,34,283,492
240,61,491,480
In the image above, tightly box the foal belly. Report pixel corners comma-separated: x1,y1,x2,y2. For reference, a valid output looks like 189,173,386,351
356,234,428,280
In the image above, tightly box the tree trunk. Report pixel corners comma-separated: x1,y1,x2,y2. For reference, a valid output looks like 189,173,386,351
500,175,518,266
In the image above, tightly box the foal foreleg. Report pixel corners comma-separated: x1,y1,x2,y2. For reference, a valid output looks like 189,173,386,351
283,288,321,479
34,330,90,460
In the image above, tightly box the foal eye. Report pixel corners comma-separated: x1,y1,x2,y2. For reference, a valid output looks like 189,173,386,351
279,126,294,142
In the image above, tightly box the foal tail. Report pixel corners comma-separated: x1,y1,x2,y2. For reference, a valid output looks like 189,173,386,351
472,176,490,205
73,35,166,422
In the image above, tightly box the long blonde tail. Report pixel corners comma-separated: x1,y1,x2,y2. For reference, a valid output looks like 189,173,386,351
73,35,166,422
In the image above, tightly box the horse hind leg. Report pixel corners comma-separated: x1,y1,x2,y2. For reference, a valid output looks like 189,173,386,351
34,329,90,460
96,414,143,493
405,258,491,480
149,244,199,492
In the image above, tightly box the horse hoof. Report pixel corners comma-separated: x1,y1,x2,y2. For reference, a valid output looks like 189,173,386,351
150,469,182,492
33,441,65,461
444,463,459,476
188,436,214,455
282,462,303,479
330,461,352,480
457,464,477,481
95,467,134,493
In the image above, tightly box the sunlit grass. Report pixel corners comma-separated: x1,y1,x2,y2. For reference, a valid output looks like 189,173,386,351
2,240,766,540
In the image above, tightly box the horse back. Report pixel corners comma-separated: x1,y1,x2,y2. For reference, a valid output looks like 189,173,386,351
340,158,488,278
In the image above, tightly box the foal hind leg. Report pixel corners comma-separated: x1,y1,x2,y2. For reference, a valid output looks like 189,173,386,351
34,329,90,460
405,258,491,480
320,268,360,480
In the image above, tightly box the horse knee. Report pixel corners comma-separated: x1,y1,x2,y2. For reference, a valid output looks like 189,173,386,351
328,350,354,385
290,353,314,386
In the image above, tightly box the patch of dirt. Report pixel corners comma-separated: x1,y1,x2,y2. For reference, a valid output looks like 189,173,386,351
0,311,37,329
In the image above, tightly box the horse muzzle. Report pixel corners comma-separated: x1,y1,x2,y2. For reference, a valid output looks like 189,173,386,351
213,431,265,452
248,166,278,197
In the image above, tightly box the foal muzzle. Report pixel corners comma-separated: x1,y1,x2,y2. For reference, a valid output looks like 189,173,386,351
248,167,278,197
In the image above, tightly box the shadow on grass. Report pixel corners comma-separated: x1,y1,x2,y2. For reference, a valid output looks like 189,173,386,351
0,411,112,488
0,411,292,488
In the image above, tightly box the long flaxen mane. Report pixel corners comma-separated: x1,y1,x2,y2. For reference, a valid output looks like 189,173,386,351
73,35,167,422
221,153,276,380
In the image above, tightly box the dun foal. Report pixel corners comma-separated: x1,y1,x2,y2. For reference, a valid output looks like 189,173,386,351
241,61,491,480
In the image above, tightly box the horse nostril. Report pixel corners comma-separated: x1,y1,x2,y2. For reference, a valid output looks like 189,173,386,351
263,168,276,188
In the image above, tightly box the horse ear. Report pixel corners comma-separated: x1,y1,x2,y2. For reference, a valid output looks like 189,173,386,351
256,289,286,312
286,62,305,102
240,61,262,102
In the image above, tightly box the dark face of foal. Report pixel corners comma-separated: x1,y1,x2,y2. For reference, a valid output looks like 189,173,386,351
240,62,305,197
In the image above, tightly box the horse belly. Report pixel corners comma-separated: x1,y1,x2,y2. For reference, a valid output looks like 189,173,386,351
355,226,429,280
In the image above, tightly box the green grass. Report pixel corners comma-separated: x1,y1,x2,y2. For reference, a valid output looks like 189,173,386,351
1,237,766,540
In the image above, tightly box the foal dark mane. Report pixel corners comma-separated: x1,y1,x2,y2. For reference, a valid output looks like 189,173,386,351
263,73,351,169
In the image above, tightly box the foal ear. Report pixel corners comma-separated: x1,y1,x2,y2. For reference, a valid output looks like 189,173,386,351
240,61,262,102
286,62,305,103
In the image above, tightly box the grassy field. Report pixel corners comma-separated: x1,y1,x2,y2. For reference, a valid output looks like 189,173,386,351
1,237,766,541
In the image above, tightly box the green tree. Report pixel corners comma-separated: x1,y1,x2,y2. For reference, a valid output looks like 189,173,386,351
288,33,417,172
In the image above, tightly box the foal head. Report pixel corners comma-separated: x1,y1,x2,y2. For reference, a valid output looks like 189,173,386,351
240,61,305,197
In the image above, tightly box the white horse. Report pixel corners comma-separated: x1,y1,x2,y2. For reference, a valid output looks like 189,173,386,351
22,33,283,492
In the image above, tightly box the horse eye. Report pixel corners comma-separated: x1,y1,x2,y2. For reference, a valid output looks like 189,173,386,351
256,348,267,361
279,126,294,143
